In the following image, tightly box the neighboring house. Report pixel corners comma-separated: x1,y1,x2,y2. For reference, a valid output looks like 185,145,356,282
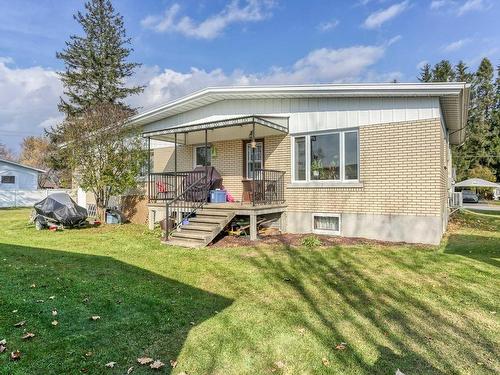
0,159,45,190
128,83,469,246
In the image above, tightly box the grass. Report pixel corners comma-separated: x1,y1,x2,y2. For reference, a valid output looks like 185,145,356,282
0,208,498,374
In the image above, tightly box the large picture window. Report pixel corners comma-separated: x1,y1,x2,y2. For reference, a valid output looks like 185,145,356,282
292,129,359,183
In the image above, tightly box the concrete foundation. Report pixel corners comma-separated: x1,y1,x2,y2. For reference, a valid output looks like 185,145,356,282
286,211,444,245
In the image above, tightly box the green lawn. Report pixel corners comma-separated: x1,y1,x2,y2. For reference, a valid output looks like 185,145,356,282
0,209,498,374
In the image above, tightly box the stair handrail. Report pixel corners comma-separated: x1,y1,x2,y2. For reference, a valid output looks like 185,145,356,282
164,174,209,241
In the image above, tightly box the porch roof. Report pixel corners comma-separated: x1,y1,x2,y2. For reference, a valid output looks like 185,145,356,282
143,115,289,144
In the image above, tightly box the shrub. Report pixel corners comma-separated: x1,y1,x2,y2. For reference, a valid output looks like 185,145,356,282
301,235,322,249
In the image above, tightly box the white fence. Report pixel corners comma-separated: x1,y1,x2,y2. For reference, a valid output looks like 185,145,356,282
0,189,71,208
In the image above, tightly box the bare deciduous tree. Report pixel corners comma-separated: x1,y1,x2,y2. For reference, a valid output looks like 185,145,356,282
60,103,146,219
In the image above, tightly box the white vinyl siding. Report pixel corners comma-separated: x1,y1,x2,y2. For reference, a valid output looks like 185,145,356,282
142,97,441,136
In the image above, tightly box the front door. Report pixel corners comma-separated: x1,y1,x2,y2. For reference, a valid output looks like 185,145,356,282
245,140,264,179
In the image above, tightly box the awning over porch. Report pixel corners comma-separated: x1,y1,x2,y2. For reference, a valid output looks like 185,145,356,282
142,115,289,144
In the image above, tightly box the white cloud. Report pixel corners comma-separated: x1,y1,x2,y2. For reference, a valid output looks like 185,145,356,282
0,38,400,149
416,60,428,70
317,19,339,32
363,1,410,29
141,0,274,39
457,0,489,15
129,40,399,109
0,58,63,150
443,38,472,52
430,0,452,10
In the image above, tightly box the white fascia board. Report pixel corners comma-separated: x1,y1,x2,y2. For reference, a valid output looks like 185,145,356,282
128,83,469,127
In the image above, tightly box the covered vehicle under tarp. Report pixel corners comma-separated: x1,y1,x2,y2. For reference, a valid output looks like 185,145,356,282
184,166,222,201
34,193,88,227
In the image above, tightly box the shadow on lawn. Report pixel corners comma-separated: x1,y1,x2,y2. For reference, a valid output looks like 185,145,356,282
445,233,500,268
0,243,232,374
235,245,497,374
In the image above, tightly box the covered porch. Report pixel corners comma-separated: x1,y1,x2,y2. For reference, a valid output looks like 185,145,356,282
143,115,289,244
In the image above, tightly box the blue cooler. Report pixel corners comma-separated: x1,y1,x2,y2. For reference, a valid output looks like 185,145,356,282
210,190,227,203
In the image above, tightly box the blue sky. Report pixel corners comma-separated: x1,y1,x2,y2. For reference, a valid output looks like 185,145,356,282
0,0,499,151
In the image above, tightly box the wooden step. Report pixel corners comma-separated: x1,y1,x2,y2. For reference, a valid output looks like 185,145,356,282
164,238,205,248
189,217,227,225
164,208,236,248
180,223,219,232
171,231,209,241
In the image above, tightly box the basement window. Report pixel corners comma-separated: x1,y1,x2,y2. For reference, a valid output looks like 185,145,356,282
312,213,340,235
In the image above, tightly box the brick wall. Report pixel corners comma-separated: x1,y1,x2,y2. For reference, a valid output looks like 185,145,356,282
152,118,445,217
266,118,444,217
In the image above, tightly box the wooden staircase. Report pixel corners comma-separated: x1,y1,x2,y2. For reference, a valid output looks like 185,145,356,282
166,209,236,248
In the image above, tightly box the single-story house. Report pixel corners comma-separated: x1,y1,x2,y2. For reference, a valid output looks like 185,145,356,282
0,158,45,190
128,83,470,247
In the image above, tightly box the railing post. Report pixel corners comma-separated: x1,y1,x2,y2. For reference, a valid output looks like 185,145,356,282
147,137,151,203
174,133,178,196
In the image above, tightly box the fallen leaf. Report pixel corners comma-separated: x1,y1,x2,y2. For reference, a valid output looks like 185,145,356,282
49,296,55,300
170,359,177,368
81,368,89,373
105,362,116,368
275,360,285,369
150,360,165,369
90,316,101,321
0,339,6,345
335,342,347,350
10,350,21,361
137,357,153,365
14,320,26,327
51,320,58,326
82,297,90,303
189,321,195,325
12,310,18,313
22,332,35,340
52,309,58,316
298,328,306,335
36,300,44,303
30,284,36,288
0,345,6,353
127,366,134,374
396,369,406,375
85,351,93,357
322,357,330,366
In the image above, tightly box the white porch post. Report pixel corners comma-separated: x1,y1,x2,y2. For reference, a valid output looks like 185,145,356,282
250,213,257,241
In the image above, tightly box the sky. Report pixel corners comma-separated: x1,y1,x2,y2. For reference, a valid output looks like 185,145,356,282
0,0,499,152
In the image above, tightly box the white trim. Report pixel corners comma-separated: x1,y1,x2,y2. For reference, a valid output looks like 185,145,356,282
291,128,359,184
312,213,341,235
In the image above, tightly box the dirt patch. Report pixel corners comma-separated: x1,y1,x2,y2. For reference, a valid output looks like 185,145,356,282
209,230,414,249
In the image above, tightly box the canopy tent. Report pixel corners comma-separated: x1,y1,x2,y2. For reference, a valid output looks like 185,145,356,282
454,178,500,188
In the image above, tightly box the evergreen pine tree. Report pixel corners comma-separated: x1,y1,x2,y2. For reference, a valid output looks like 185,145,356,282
56,0,143,116
431,60,455,82
454,61,473,83
418,63,432,82
467,58,495,168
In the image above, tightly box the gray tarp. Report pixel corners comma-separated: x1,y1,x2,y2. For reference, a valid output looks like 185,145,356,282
34,193,88,227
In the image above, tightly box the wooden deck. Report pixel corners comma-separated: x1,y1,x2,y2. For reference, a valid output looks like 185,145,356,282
147,201,287,243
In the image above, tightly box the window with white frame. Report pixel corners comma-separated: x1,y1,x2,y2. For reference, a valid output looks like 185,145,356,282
293,129,359,182
194,145,211,167
312,213,340,235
